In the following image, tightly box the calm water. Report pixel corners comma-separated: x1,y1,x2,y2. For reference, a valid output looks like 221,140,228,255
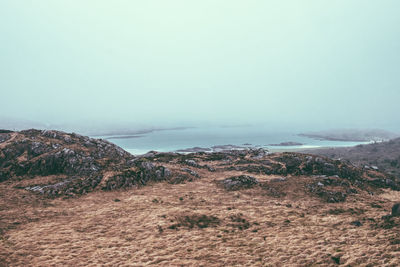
95,126,369,155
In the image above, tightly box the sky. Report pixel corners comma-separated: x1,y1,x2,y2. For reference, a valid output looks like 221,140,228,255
1,1,399,132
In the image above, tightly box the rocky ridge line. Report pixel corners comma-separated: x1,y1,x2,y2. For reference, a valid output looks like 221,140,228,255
1,129,400,202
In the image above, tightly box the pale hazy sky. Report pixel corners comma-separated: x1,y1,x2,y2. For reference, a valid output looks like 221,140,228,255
1,1,399,130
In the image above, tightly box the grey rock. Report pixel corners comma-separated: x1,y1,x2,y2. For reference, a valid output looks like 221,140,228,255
63,135,72,143
163,167,171,177
250,148,268,159
0,133,11,143
181,168,199,178
218,175,259,191
141,161,155,171
185,159,199,167
155,170,163,180
205,165,216,172
270,177,287,182
40,130,58,139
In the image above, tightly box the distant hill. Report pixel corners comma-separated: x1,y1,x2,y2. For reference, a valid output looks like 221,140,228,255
299,129,399,142
302,137,400,178
0,117,49,131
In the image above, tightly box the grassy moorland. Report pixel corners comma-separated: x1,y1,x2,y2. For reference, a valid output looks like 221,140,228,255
1,130,400,266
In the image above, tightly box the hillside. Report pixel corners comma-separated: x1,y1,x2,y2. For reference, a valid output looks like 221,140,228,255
302,138,400,178
299,129,399,142
1,130,400,266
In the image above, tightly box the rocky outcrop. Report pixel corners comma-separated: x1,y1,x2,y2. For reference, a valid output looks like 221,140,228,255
217,175,259,191
0,132,12,143
0,129,186,197
274,153,361,178
0,129,131,180
1,130,400,201
301,137,400,178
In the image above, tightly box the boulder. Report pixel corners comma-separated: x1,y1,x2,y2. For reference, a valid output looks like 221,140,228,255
181,168,200,178
185,159,199,167
392,203,400,216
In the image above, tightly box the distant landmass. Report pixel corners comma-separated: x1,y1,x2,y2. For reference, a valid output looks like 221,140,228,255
0,116,195,137
91,126,194,137
299,129,399,142
268,141,303,146
176,144,247,153
302,137,400,178
104,135,143,140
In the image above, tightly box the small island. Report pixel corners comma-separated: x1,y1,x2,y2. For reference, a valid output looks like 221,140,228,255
176,147,212,153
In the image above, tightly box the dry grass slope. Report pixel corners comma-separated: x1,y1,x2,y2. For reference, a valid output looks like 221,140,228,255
1,166,400,266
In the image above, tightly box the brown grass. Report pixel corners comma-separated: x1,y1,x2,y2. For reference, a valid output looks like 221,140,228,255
1,168,400,266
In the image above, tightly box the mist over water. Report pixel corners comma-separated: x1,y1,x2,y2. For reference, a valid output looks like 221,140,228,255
96,126,371,155
1,1,400,134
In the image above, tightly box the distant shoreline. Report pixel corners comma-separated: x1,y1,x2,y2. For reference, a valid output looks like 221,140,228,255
298,133,370,142
88,127,387,156
131,143,366,156
298,129,399,142
268,141,303,146
104,135,143,140
90,126,195,137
